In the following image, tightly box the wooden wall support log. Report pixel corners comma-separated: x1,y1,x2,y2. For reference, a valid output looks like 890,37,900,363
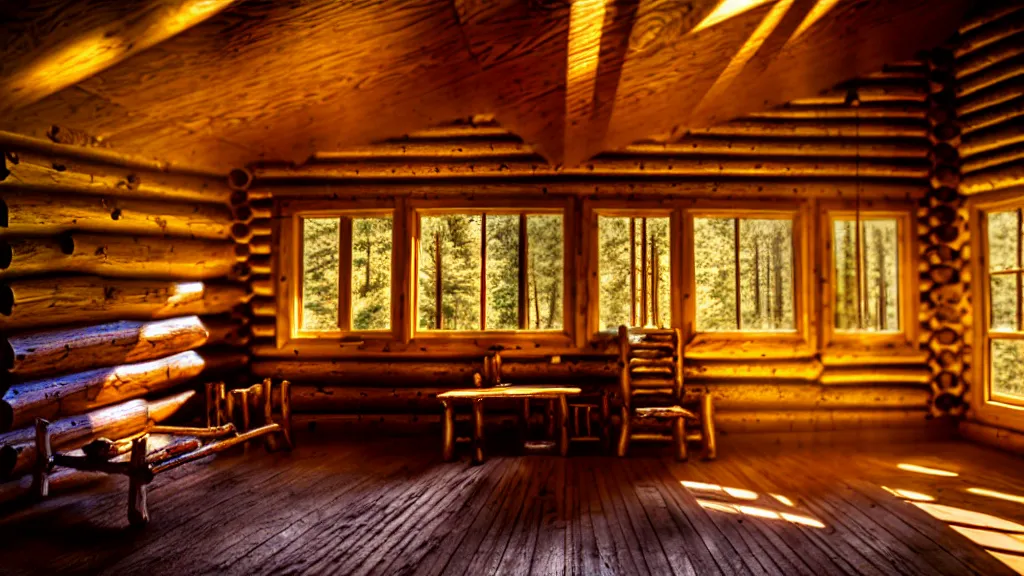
960,119,1024,157
3,315,245,379
0,234,238,280
1,151,231,205
960,161,1024,195
0,191,233,240
956,77,1024,117
252,360,483,387
624,138,929,160
0,276,248,331
713,409,930,434
962,142,1024,173
253,157,930,181
0,350,247,431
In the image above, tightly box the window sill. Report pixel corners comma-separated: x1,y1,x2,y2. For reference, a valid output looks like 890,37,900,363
684,333,813,361
821,342,927,367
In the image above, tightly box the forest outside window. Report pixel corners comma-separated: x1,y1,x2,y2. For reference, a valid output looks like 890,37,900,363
831,215,901,333
693,216,795,332
986,208,1024,405
416,212,564,332
598,215,671,331
300,214,393,333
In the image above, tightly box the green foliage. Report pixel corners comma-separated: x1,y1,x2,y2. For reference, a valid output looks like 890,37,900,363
528,215,564,330
991,340,1024,400
598,216,670,331
834,219,899,331
419,215,482,330
486,215,520,330
988,210,1018,331
694,218,736,330
352,217,393,330
301,218,340,330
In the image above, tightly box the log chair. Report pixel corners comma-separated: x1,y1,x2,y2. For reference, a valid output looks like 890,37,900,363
616,326,717,461
31,378,293,527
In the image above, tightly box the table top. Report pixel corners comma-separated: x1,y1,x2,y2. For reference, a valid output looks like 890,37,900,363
437,385,583,399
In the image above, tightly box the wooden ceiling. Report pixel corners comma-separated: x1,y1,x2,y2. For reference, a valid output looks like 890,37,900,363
1,0,972,175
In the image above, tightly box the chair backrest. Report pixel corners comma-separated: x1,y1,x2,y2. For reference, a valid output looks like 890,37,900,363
617,326,683,406
482,351,503,386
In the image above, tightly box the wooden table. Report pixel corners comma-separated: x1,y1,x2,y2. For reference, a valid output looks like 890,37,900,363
437,386,582,464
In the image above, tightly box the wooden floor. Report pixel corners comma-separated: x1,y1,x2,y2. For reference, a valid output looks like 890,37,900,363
1,432,1023,575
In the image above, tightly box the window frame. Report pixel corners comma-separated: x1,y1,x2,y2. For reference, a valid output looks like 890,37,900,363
409,198,573,343
283,202,399,341
971,193,1024,431
819,202,917,351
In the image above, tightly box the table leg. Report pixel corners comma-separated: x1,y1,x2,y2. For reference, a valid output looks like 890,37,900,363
673,416,688,462
557,395,569,457
518,399,530,452
472,398,485,465
545,399,556,438
441,400,455,462
702,392,717,460
617,406,630,457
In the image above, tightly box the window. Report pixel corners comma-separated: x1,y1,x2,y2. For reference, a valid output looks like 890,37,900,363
597,216,671,331
832,216,900,332
299,214,393,333
693,216,794,331
986,208,1024,404
416,212,563,331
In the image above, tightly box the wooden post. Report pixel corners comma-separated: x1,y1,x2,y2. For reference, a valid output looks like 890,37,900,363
641,218,648,326
518,399,530,450
557,395,569,457
263,379,278,452
618,325,631,409
127,435,149,527
32,418,51,499
434,231,443,330
480,214,487,330
518,214,528,329
471,398,485,465
441,400,455,461
702,392,717,460
280,380,293,450
339,217,353,331
629,218,636,326
673,416,688,462
617,405,630,457
734,218,742,329
205,382,216,429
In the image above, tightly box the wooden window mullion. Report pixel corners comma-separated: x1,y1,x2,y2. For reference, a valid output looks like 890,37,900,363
481,214,487,330
434,229,443,330
734,218,742,330
338,216,353,331
855,219,864,329
641,218,648,327
518,213,529,329
1017,208,1022,332
630,217,636,327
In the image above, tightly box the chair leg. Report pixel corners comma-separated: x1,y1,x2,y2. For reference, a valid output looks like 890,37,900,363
673,416,688,462
616,406,631,457
600,391,611,452
441,400,455,462
702,392,717,461
471,398,486,465
557,395,569,457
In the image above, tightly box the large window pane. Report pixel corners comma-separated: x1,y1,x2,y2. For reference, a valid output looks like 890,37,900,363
991,339,1024,401
486,215,519,330
694,218,737,331
301,218,339,331
527,215,564,330
990,274,1018,331
988,210,1019,273
833,218,899,332
351,217,392,330
598,216,670,331
740,219,794,330
418,215,482,330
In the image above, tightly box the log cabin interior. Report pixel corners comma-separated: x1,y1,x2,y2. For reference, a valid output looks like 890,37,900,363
2,0,1024,574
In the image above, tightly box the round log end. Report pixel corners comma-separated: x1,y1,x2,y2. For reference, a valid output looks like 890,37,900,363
231,222,251,241
0,197,7,228
58,232,75,256
0,338,12,372
0,152,10,182
0,284,12,316
0,403,12,435
229,190,249,207
228,168,254,192
233,205,253,222
235,243,251,260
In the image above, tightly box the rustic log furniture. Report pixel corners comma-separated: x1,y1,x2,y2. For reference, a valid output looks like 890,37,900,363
616,326,717,461
30,379,293,526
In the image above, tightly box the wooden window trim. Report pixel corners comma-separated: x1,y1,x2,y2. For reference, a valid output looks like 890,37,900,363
409,199,573,343
970,193,1024,431
819,201,918,355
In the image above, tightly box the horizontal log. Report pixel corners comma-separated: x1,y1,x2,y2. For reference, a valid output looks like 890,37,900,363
3,316,245,378
249,277,275,297
714,409,930,434
0,233,238,280
684,337,815,361
282,383,930,413
0,191,233,240
401,123,514,140
787,85,928,105
960,119,1024,157
742,106,926,121
0,131,177,175
0,277,247,331
252,360,482,387
0,350,246,431
1,150,231,204
958,4,1024,35
956,77,1024,117
249,297,276,317
819,367,932,386
961,161,1024,195
960,95,1024,134
957,54,1024,98
962,143,1024,173
820,345,930,366
249,236,272,255
0,467,108,508
0,391,194,481
623,138,929,160
955,8,1024,58
956,34,1024,79
250,321,275,339
959,420,1024,456
690,121,928,139
684,360,823,381
313,141,539,160
254,157,929,180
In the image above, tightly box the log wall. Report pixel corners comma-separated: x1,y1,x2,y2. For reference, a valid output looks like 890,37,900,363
0,134,249,480
241,63,955,440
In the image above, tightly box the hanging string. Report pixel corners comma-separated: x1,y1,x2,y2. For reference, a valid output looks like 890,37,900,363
847,85,863,328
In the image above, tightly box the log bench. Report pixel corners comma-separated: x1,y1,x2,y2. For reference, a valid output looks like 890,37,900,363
437,385,582,464
30,379,293,526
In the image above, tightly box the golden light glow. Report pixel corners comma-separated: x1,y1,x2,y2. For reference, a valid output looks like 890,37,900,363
691,0,794,122
771,494,795,507
968,487,1024,505
788,0,842,40
723,487,760,501
696,499,826,529
681,481,759,501
1,0,238,114
564,0,606,158
912,502,1024,533
951,526,1024,553
692,0,774,33
681,480,722,491
989,550,1024,575
881,486,936,502
140,316,208,342
897,463,959,477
